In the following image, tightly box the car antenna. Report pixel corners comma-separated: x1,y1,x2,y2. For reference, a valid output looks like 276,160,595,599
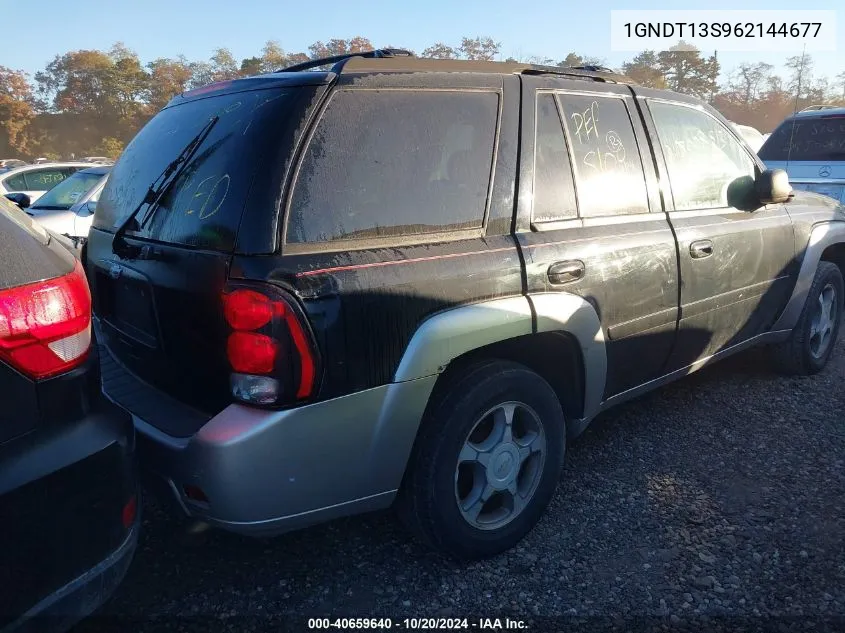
786,44,808,169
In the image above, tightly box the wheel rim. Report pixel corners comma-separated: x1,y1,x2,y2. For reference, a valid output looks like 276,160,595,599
454,401,547,531
809,283,838,359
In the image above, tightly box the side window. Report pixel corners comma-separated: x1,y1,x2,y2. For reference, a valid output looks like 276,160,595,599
24,169,67,190
2,172,28,191
287,89,499,244
533,94,577,222
649,101,755,211
559,95,650,217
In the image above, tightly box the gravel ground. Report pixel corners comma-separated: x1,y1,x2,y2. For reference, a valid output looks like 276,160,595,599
78,341,845,633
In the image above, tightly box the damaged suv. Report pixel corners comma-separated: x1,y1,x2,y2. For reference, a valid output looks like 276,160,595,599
86,50,845,560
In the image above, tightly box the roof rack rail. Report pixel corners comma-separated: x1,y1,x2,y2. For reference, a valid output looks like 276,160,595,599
520,64,632,84
799,104,840,112
279,48,415,73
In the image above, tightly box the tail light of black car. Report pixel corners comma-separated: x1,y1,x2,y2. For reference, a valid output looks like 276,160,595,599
0,260,92,380
221,284,318,406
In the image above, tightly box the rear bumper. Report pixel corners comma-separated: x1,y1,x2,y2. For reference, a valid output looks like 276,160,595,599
7,523,138,633
126,377,437,537
0,398,138,631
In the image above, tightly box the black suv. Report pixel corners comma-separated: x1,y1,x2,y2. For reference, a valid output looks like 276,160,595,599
85,50,845,560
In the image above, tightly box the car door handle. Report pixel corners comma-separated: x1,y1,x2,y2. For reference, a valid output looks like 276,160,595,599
548,260,585,285
689,240,714,259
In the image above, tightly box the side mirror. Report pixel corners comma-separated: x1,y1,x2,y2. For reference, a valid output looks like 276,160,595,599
5,192,31,209
756,169,793,205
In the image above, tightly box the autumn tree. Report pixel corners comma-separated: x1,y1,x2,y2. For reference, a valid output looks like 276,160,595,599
727,62,774,105
240,57,262,76
422,42,459,59
656,44,719,99
147,56,192,111
259,40,287,72
0,67,35,154
308,37,373,59
621,51,665,88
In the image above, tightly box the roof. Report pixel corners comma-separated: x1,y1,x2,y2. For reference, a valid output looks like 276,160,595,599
0,162,95,179
790,106,845,119
76,166,111,176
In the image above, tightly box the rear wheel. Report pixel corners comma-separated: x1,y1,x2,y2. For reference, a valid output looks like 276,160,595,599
397,361,566,560
770,261,843,375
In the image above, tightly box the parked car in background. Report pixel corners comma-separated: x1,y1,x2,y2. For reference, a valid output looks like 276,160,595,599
0,163,90,204
0,159,28,172
729,122,765,153
0,195,138,631
80,156,114,165
32,158,49,165
759,106,845,204
86,52,845,561
20,166,110,245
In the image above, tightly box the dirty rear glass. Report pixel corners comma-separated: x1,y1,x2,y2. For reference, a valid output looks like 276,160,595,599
759,115,845,162
94,88,302,251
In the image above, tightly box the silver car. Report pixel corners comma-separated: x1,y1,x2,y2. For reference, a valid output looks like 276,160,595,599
20,166,110,242
759,106,845,204
0,162,91,204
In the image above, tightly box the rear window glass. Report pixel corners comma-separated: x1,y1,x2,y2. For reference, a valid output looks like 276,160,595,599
759,116,845,162
30,171,103,210
94,87,304,251
286,89,499,244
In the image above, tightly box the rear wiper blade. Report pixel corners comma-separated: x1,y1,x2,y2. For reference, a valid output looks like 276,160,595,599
113,115,219,256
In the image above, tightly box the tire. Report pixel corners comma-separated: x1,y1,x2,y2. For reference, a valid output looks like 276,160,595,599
397,360,566,560
769,261,844,375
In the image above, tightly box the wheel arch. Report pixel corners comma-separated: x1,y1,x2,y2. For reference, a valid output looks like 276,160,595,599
773,221,845,331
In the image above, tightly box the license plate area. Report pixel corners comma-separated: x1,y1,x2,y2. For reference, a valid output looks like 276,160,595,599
98,269,160,349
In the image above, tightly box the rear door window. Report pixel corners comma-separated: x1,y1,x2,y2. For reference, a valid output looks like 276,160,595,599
24,168,71,190
286,89,499,245
759,115,845,162
558,95,650,217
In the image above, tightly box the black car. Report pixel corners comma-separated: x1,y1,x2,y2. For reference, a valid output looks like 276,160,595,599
0,196,138,630
85,50,845,561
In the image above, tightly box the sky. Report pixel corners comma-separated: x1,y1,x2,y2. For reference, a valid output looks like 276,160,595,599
3,0,843,85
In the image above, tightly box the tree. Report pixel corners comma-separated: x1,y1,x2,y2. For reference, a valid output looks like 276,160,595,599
656,44,719,99
785,54,813,97
728,62,773,105
36,50,117,116
308,37,373,59
0,66,35,154
559,53,583,67
148,56,193,111
259,40,287,72
95,136,125,159
836,71,845,100
622,51,665,88
240,57,263,77
459,37,500,61
422,42,459,59
209,48,239,82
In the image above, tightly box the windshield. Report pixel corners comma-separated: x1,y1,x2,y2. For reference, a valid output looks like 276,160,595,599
29,171,104,210
759,115,845,162
94,87,303,251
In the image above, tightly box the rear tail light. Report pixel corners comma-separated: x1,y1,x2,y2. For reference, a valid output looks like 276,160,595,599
0,260,92,379
221,284,318,406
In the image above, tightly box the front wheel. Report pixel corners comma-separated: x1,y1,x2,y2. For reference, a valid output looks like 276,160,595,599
770,261,843,375
397,361,566,560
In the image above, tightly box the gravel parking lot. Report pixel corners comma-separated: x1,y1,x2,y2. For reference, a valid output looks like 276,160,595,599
79,341,845,632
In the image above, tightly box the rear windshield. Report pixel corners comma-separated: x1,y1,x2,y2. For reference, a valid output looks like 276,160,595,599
30,171,103,210
759,115,845,162
94,87,304,251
